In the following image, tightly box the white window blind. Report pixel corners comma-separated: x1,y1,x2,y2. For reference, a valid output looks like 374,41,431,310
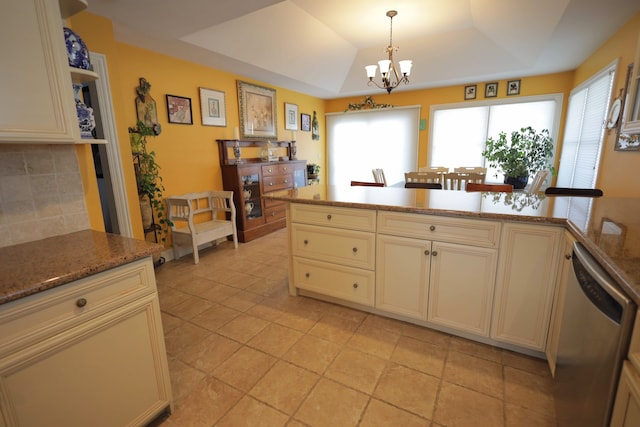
326,107,420,186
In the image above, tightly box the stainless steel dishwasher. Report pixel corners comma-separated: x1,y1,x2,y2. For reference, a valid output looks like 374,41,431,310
554,242,636,427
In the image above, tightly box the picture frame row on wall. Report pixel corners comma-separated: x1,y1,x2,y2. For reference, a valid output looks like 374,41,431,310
464,79,521,100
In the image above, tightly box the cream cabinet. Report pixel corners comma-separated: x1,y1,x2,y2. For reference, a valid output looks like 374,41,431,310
611,311,640,427
376,212,499,336
0,0,87,144
289,204,377,306
491,222,563,351
0,257,172,427
545,230,576,376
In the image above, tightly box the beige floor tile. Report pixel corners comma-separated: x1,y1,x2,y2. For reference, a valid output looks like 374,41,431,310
284,334,342,374
360,399,430,427
504,366,556,418
505,403,558,427
216,313,270,343
160,312,184,334
347,324,400,360
178,333,241,374
443,350,504,399
247,299,288,322
212,346,277,391
167,376,242,427
434,381,504,427
157,287,191,311
220,289,265,311
502,350,551,377
175,275,220,296
324,303,368,322
247,278,288,297
391,336,447,378
401,323,451,348
247,322,304,357
373,364,440,419
216,395,289,427
166,357,206,401
201,283,241,302
362,314,408,335
295,378,369,427
449,336,502,363
275,306,323,332
308,313,360,345
163,322,211,356
250,360,320,415
324,348,387,394
162,294,213,320
190,302,241,332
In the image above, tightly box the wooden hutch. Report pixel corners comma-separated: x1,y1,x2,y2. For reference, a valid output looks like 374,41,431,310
217,139,306,242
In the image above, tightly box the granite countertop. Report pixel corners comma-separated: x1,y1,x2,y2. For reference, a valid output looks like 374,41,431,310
266,185,640,304
0,230,163,305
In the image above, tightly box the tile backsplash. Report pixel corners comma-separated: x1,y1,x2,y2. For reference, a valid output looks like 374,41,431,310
0,144,90,247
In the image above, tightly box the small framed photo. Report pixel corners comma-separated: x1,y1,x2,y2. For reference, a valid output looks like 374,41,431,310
166,95,193,125
485,82,498,98
285,103,299,130
199,87,226,127
301,113,311,132
464,85,477,100
507,79,521,96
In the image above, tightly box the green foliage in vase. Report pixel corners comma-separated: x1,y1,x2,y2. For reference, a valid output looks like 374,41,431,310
128,120,172,243
481,127,556,178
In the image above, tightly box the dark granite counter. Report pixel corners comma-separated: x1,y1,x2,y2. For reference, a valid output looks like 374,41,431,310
0,230,163,305
265,185,640,304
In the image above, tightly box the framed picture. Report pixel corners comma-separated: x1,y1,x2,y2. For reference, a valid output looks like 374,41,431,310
285,103,299,130
166,95,192,125
237,81,277,139
301,113,311,132
464,85,477,100
199,87,226,127
485,82,498,98
507,79,521,96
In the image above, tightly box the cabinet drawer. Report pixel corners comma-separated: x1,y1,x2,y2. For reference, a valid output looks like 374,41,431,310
0,258,156,354
265,204,287,223
291,203,376,232
378,211,500,248
263,173,293,192
291,224,375,270
293,257,375,306
262,164,294,176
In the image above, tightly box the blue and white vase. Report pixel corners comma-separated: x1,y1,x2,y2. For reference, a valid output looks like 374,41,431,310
73,84,95,139
63,27,91,70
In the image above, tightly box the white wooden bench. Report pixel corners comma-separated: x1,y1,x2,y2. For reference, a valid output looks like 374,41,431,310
165,191,238,264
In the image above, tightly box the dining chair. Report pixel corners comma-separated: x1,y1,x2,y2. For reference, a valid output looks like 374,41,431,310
404,171,443,185
454,167,487,174
418,166,449,173
351,180,384,187
404,182,443,189
544,187,603,197
444,172,484,190
371,168,387,186
527,170,550,193
466,183,513,192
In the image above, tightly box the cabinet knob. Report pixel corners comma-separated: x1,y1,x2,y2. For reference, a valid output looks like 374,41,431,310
424,250,430,256
283,167,288,171
352,247,358,253
565,253,572,260
353,283,358,289
76,298,87,308
269,182,274,186
327,214,332,220
304,239,309,245
284,179,289,183
429,225,436,231
267,168,273,173
271,212,276,216
432,251,438,256
305,272,310,278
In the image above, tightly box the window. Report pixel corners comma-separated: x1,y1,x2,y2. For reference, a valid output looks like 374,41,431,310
326,107,420,187
429,95,562,183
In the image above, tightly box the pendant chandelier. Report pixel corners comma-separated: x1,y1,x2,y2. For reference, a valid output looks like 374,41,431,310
365,10,413,94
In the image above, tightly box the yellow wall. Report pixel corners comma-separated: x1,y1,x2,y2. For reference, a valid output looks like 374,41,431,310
69,12,327,243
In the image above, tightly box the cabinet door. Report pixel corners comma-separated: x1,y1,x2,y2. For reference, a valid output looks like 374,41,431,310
0,0,79,143
545,231,576,376
0,296,171,427
611,362,640,427
428,241,497,337
376,234,430,320
491,223,562,351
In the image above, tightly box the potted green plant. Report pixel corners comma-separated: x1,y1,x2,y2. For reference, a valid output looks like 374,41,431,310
481,126,555,189
128,120,171,243
307,163,320,180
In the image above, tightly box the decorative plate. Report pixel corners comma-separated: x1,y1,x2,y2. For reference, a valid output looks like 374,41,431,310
63,27,91,70
607,98,622,129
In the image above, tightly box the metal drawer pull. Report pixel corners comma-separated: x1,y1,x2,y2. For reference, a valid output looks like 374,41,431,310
304,239,309,245
267,168,273,173
353,283,358,289
284,179,288,183
327,214,332,220
352,247,358,253
305,272,310,278
430,225,436,231
565,254,572,260
424,250,430,256
432,251,438,256
76,298,87,308
269,182,273,186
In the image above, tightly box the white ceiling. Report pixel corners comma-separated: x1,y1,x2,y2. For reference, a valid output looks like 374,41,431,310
86,0,640,99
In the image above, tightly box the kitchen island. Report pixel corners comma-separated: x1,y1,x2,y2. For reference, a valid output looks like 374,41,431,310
0,230,172,427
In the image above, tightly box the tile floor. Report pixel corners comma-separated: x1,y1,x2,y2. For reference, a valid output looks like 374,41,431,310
150,228,557,427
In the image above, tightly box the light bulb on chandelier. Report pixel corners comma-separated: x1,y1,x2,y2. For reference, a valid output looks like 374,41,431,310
365,10,413,94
